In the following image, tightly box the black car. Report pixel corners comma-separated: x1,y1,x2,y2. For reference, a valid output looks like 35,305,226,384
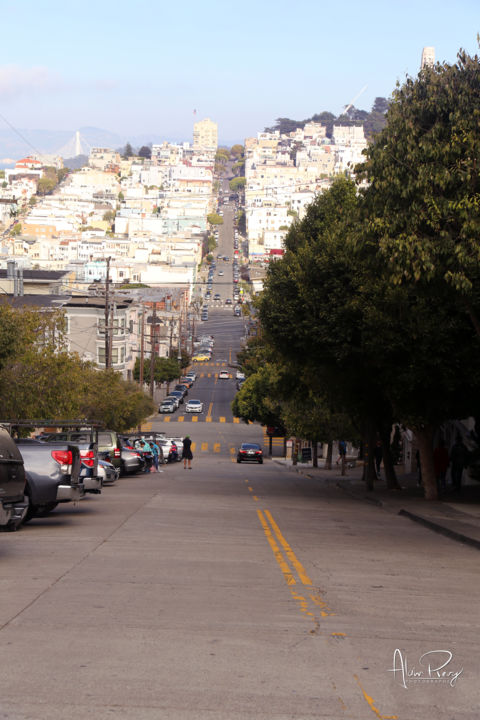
237,443,263,464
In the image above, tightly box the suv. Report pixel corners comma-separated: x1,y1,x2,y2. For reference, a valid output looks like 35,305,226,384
0,427,28,529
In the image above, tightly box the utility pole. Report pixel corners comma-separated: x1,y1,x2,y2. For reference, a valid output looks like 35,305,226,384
149,302,157,397
139,305,145,387
104,257,111,369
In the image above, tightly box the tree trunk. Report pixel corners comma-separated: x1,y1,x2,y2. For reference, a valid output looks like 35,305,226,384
292,438,298,465
379,424,401,489
325,441,333,470
313,442,318,468
415,425,437,500
362,421,377,490
341,454,346,476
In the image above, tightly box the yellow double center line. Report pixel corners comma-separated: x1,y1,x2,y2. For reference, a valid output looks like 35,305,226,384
257,509,312,585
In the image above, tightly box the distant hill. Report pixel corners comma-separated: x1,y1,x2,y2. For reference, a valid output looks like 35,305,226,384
265,98,390,140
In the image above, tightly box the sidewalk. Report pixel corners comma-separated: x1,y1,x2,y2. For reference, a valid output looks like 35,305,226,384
273,457,480,550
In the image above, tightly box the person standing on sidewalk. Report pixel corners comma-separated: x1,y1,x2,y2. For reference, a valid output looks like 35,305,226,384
183,435,193,469
450,436,468,493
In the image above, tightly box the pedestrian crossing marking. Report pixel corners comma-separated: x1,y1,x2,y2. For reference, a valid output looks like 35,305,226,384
213,443,220,453
233,417,239,423
220,417,226,423
206,416,212,422
164,416,170,422
192,416,198,422
230,447,236,454
178,416,184,422
191,442,197,451
201,442,208,451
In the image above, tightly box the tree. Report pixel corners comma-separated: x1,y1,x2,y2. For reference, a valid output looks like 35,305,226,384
138,145,152,159
37,177,57,195
231,144,244,158
257,178,401,489
356,46,480,497
123,142,134,159
207,212,224,225
11,223,22,236
229,177,245,192
103,210,115,224
359,49,480,336
371,97,390,114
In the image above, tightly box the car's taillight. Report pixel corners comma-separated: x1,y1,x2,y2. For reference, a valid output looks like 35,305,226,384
51,450,73,466
80,449,95,467
114,448,121,457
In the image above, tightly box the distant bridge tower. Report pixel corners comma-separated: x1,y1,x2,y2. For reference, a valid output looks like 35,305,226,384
57,130,92,158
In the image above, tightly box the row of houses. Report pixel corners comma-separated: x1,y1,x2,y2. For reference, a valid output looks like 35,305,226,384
0,265,190,381
244,123,368,259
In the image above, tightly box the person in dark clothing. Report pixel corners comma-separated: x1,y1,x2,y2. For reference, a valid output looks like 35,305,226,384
183,435,193,469
450,436,468,493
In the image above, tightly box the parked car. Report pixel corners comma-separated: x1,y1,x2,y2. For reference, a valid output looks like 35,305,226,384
236,370,245,381
237,443,263,464
174,384,189,397
168,437,184,459
165,395,180,409
118,444,145,475
185,371,196,381
16,438,84,520
169,390,184,404
0,427,28,530
185,399,203,413
98,459,118,485
157,438,179,463
40,431,101,495
159,399,176,413
180,377,194,388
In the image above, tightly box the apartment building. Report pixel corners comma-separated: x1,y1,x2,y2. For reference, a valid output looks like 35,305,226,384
193,118,218,152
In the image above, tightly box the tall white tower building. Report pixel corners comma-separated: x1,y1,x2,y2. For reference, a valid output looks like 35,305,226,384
193,118,218,152
421,46,435,69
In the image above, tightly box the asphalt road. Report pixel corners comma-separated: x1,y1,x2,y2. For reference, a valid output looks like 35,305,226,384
1,442,478,719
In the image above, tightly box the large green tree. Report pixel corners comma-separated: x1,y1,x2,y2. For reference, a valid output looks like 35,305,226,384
359,48,480,335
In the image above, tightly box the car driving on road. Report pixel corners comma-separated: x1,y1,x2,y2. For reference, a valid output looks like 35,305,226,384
185,399,203,413
237,443,263,464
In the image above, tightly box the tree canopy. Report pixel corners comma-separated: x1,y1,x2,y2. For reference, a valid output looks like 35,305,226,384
0,304,155,431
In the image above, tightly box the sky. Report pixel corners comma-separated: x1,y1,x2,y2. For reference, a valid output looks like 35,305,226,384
0,0,479,146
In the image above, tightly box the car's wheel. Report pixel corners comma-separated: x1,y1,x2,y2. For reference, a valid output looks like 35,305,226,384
258,459,263,464
237,458,241,463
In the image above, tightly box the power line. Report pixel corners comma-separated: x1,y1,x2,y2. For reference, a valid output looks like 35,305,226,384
0,111,45,157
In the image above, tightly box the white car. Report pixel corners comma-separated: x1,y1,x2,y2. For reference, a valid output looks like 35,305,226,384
218,370,231,379
185,399,203,413
236,371,245,381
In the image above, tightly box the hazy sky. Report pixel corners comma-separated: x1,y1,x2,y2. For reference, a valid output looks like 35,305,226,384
0,0,478,144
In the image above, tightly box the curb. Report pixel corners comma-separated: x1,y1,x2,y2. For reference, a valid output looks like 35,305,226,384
398,509,480,551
